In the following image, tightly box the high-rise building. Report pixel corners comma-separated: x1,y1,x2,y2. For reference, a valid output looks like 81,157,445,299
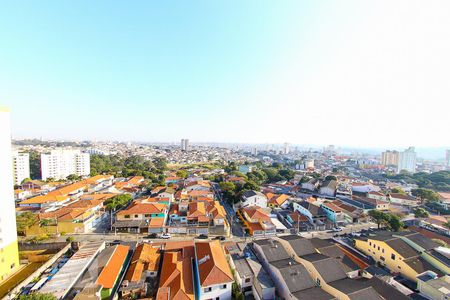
181,139,189,151
446,149,450,167
283,142,290,154
0,108,20,281
41,149,90,180
397,147,417,173
12,151,30,185
381,150,399,166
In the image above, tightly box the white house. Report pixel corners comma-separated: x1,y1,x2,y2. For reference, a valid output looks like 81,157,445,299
351,182,381,193
240,190,268,208
301,178,319,191
389,193,419,206
196,241,234,300
319,180,337,197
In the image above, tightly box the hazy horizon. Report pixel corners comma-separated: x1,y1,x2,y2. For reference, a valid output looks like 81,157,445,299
2,1,450,148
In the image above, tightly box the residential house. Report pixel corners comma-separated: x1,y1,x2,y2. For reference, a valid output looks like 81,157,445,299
240,207,276,236
266,193,290,209
195,241,234,300
240,191,268,209
319,180,337,198
14,189,31,201
353,196,390,211
389,193,420,206
225,242,275,300
437,192,450,210
367,191,388,202
301,178,319,192
354,231,450,281
23,193,115,235
321,202,346,225
156,242,195,300
74,244,131,300
351,182,381,193
252,239,335,300
292,201,327,229
417,272,450,300
120,243,161,299
114,201,168,233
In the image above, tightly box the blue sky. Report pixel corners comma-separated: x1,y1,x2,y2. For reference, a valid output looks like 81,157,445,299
1,1,449,148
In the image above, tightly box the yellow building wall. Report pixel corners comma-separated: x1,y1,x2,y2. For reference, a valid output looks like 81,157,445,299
354,239,419,281
25,222,85,236
0,240,20,282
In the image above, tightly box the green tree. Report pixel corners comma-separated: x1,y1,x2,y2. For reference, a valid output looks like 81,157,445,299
18,293,58,300
279,169,295,180
325,175,337,181
368,210,386,229
391,187,406,195
386,214,404,232
412,207,429,218
16,212,38,234
154,157,168,171
176,170,188,178
66,174,81,181
29,150,41,179
411,188,440,203
443,221,450,229
21,177,32,184
105,194,133,211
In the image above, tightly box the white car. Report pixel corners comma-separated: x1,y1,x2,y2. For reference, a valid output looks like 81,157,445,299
159,233,171,239
332,227,343,232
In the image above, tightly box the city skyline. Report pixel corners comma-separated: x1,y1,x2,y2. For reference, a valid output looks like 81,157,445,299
2,1,450,148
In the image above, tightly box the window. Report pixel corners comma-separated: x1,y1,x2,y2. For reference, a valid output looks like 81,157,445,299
204,287,212,293
316,278,321,286
216,298,220,300
398,266,401,269
380,256,385,261
221,284,227,289
145,214,150,217
245,278,251,283
369,242,371,246
377,246,380,251
391,254,396,260
134,214,139,218
382,249,384,253
124,215,130,219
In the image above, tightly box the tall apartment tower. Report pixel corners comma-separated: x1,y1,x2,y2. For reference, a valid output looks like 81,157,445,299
381,150,399,166
181,139,189,151
0,108,20,280
12,151,30,185
446,149,450,168
397,147,417,173
283,142,290,155
41,149,90,180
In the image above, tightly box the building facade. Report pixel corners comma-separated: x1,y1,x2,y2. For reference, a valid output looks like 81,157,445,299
397,147,417,173
0,108,20,281
381,150,399,166
41,149,90,180
12,151,30,185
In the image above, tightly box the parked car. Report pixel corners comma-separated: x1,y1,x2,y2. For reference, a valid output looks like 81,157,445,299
146,233,158,239
331,227,343,232
213,236,225,241
159,233,171,239
109,240,121,246
197,234,209,239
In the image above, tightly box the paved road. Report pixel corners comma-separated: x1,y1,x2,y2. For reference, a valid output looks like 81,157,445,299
298,222,377,239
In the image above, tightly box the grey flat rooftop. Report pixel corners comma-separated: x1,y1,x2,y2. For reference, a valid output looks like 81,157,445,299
232,254,253,278
40,241,105,299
